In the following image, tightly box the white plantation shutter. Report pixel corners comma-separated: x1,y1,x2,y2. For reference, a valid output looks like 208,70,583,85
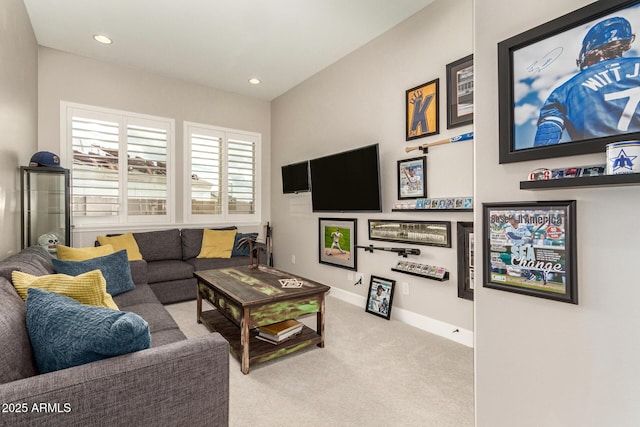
185,122,260,224
63,103,174,226
190,131,223,216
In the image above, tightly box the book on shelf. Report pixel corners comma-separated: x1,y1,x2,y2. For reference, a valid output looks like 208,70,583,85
257,319,303,343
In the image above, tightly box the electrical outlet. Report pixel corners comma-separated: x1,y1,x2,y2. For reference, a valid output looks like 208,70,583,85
402,282,410,295
291,255,296,264
347,272,354,281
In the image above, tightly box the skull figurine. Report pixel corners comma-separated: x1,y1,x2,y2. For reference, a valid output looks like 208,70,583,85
38,233,59,252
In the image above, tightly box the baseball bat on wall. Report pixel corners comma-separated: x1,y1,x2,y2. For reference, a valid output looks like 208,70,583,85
405,131,474,153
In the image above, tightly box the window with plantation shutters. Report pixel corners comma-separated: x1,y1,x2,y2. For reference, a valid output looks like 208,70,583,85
185,122,261,224
62,103,174,226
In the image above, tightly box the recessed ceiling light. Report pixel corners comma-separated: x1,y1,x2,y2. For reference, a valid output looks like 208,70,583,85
248,78,261,85
93,34,113,45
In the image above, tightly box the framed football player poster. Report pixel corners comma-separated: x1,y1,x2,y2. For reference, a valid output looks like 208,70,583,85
318,218,357,271
406,79,439,141
498,0,640,163
482,200,577,304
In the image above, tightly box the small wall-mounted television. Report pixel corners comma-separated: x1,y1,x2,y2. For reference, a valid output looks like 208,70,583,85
310,143,382,212
281,161,310,194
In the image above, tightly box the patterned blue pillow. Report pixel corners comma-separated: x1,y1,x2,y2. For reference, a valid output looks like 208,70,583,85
52,249,135,296
26,288,151,374
232,233,259,257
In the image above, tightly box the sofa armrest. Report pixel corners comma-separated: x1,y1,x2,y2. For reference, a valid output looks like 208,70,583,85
0,334,229,427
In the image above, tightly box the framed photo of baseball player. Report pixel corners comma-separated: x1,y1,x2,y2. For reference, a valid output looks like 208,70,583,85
498,0,640,164
318,218,357,271
397,157,426,200
365,275,396,320
406,79,439,141
446,54,474,129
482,200,577,304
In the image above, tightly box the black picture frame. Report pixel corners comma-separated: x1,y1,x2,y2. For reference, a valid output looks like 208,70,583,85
365,275,396,320
406,79,439,141
482,200,577,304
397,156,426,200
318,218,357,271
457,222,474,300
368,219,451,248
497,0,640,163
446,54,474,129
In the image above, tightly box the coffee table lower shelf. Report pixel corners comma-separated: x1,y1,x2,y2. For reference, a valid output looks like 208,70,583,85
199,309,322,369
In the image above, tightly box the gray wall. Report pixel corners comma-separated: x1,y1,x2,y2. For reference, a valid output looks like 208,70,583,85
271,0,474,343
475,0,640,425
0,0,38,258
37,47,272,246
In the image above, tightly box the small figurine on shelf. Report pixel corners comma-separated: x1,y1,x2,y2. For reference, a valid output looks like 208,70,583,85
38,233,59,254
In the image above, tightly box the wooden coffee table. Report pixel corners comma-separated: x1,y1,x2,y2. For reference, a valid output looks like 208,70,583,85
195,265,330,374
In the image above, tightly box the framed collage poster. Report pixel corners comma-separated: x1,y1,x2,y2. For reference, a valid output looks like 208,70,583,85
498,0,640,163
318,218,357,271
397,156,426,199
365,275,396,320
406,79,439,141
446,54,474,129
482,200,577,304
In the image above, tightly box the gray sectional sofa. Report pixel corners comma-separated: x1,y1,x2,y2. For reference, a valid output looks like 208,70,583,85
128,227,259,304
0,246,230,426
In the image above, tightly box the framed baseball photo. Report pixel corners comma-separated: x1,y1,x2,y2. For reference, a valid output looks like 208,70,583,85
365,275,396,320
482,200,577,304
397,157,426,199
406,79,439,141
446,54,474,129
498,0,640,163
318,218,357,271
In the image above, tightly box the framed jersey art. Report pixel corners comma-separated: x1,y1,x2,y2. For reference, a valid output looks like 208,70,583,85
498,0,640,163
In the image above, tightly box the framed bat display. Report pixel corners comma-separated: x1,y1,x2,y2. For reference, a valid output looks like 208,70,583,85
498,0,640,163
482,200,577,304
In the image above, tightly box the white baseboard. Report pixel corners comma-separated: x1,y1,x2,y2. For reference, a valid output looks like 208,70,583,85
328,286,474,348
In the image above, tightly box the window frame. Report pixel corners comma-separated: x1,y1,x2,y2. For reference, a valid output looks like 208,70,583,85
183,121,261,225
60,101,175,227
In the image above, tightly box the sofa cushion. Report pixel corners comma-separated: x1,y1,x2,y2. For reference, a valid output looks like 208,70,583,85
0,277,37,384
96,232,143,261
198,229,237,259
0,245,54,282
57,244,115,261
52,250,136,296
26,288,151,374
232,232,259,257
181,227,236,260
134,229,182,262
12,270,119,310
146,260,194,284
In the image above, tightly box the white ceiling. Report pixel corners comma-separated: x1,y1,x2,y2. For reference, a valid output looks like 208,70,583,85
23,0,434,101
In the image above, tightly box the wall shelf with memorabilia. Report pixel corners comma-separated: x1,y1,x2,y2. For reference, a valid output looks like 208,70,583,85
521,173,640,190
391,260,449,282
392,208,473,213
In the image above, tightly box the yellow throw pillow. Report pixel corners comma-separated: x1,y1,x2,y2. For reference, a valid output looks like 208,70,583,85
57,244,115,261
197,229,237,259
96,233,143,261
12,270,118,310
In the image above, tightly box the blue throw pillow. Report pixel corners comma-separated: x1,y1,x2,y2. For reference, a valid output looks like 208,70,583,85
232,232,259,257
52,249,135,296
26,288,151,374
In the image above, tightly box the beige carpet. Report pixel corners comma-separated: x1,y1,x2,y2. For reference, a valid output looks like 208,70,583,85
165,295,474,427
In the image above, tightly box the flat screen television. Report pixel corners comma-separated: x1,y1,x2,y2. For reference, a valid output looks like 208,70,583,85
281,161,310,194
309,143,382,212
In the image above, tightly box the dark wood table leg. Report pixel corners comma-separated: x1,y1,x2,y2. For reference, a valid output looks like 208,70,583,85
196,284,202,324
240,309,251,374
317,294,325,348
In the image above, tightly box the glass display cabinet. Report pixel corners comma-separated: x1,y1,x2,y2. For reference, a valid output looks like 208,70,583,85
20,166,70,251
